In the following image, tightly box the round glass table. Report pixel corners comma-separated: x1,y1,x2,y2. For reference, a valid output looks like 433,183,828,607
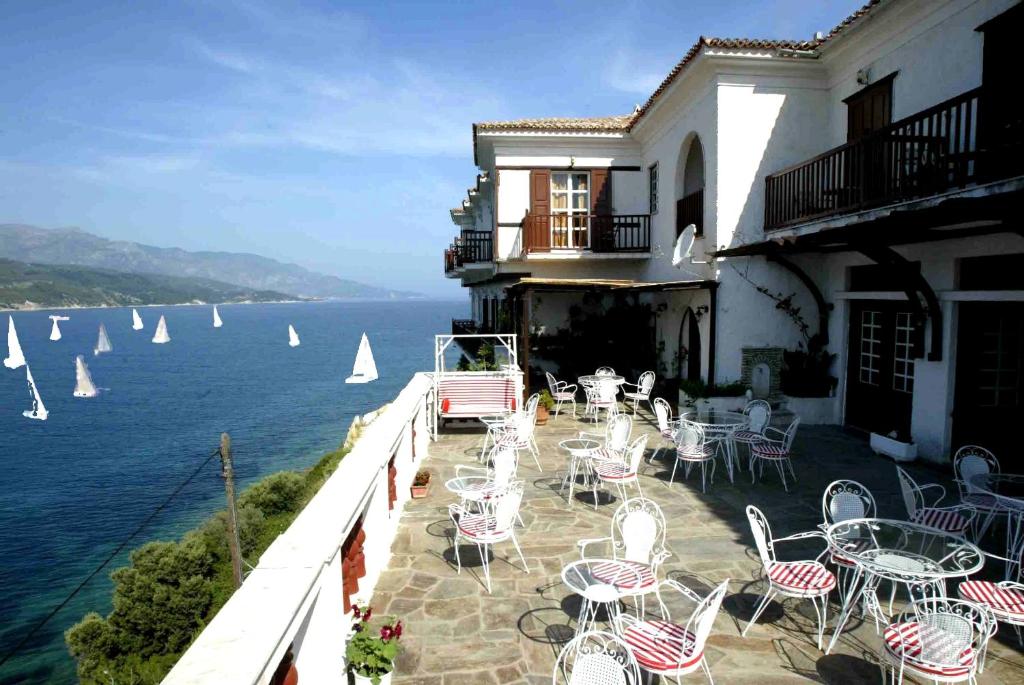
680,409,749,482
578,374,626,386
559,438,601,506
561,558,644,636
477,412,513,462
970,472,1024,574
824,517,984,653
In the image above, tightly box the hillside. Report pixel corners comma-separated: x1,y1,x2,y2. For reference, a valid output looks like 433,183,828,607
0,259,300,310
0,224,420,299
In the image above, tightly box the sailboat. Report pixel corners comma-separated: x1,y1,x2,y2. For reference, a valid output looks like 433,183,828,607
94,324,113,356
4,316,26,369
23,365,48,420
288,325,300,348
345,333,378,384
132,308,144,330
74,355,98,398
152,316,170,344
213,306,223,329
49,315,70,341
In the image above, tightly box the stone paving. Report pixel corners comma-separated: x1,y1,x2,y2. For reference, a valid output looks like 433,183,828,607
372,411,1024,684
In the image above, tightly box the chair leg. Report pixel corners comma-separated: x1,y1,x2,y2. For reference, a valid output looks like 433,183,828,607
510,533,529,574
527,439,542,472
453,529,462,574
479,542,492,593
634,475,643,498
742,588,777,636
670,456,680,485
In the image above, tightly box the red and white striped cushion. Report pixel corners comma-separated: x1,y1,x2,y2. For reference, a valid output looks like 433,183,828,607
752,443,789,458
732,430,763,442
591,560,656,591
910,508,970,533
437,379,516,416
495,433,529,449
591,447,623,461
660,429,675,439
456,513,497,538
830,551,857,567
623,620,700,671
882,621,974,677
553,391,575,401
767,561,836,595
959,580,1024,619
676,445,713,460
594,461,634,480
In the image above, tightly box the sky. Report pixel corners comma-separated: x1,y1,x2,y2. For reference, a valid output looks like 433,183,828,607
0,0,866,297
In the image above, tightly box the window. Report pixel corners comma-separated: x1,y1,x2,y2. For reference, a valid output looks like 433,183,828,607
648,163,658,214
859,310,882,385
550,172,590,248
893,312,916,393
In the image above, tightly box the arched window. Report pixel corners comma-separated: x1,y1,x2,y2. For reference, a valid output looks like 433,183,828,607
675,135,705,237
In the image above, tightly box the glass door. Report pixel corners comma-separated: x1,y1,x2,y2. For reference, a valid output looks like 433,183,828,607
550,172,590,248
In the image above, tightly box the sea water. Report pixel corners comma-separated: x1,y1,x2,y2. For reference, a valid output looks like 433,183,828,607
0,299,465,683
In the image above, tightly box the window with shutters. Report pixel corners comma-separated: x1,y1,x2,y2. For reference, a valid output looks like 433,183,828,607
648,163,658,214
893,312,916,393
340,519,366,611
859,310,882,385
550,172,589,248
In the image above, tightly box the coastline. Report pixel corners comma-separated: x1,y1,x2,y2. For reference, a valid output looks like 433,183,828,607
0,298,315,313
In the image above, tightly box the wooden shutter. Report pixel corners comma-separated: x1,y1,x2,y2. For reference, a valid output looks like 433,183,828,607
341,519,366,610
528,170,550,251
591,169,612,214
387,456,397,510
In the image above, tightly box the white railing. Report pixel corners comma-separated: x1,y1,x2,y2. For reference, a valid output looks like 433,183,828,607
163,373,433,685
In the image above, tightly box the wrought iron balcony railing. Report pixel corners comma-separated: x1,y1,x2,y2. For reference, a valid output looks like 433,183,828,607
519,214,650,256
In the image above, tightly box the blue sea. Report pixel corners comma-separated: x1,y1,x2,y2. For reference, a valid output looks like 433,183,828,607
0,300,465,683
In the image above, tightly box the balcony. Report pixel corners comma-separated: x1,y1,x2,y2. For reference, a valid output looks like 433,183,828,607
519,213,650,258
443,242,461,276
459,230,493,264
764,87,1024,230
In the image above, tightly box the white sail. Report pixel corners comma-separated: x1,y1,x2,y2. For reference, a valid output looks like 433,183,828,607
132,308,144,330
48,315,69,341
74,355,98,398
213,306,223,328
288,324,300,347
23,365,48,420
345,333,378,384
4,316,26,369
152,315,170,344
94,324,113,356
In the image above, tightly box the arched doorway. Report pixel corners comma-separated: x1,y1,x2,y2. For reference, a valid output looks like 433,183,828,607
678,307,702,382
675,135,705,237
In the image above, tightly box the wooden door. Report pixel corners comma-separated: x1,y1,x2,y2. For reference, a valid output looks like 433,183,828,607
846,77,893,141
953,303,1024,463
845,300,915,437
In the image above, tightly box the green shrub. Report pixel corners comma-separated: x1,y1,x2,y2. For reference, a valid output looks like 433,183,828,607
238,471,306,516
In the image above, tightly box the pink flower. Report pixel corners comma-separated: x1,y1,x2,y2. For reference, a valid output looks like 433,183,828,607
394,621,403,639
380,626,392,640
351,605,361,618
363,607,373,622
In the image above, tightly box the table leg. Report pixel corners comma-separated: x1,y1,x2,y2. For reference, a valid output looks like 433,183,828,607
827,564,867,654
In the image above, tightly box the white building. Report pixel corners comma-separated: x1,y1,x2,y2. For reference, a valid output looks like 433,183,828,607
444,0,1024,464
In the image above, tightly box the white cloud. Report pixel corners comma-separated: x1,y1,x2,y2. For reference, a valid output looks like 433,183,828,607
604,47,670,96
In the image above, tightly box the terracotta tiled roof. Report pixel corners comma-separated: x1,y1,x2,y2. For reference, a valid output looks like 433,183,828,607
474,114,634,133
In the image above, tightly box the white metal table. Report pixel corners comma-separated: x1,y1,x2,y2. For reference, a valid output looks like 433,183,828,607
559,438,601,506
970,472,1024,577
824,517,984,654
679,409,749,482
561,558,644,637
477,412,513,462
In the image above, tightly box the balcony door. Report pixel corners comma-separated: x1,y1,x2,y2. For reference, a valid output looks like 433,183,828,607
550,172,590,249
845,76,893,141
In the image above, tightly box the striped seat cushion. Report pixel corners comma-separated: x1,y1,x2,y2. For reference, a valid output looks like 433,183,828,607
623,392,648,400
910,508,970,533
882,621,974,677
594,461,634,480
456,513,497,538
437,378,516,416
676,444,714,460
962,493,1000,510
660,429,676,439
959,581,1024,619
752,443,789,458
830,551,857,567
732,430,764,442
623,620,700,671
591,560,656,591
590,447,623,461
495,433,529,449
552,391,575,401
767,561,836,595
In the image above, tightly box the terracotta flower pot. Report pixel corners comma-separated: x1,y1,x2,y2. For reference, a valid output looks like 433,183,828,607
535,405,550,425
410,472,430,498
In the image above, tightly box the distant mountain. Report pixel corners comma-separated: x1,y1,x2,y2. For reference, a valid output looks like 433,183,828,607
0,224,420,299
0,258,300,310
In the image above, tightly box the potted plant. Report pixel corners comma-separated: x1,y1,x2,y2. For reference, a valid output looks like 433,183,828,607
346,605,402,685
870,430,917,463
536,390,555,425
410,470,431,498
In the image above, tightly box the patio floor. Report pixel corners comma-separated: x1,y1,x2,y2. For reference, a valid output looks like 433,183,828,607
372,411,1024,684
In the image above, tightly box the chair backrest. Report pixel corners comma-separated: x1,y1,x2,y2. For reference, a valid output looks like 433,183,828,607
613,497,666,565
896,466,923,517
653,397,673,433
598,379,619,403
552,630,640,685
953,445,999,495
675,421,705,450
491,446,519,489
546,371,559,394
903,598,993,667
743,399,771,434
780,417,801,450
822,479,877,526
492,481,525,532
652,579,729,671
636,371,655,395
524,392,540,418
596,366,616,376
606,414,633,452
623,434,649,477
745,505,775,566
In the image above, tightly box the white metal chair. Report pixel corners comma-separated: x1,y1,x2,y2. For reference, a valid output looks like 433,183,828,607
958,543,1024,648
622,371,655,416
651,397,677,464
552,630,642,685
593,434,649,508
495,393,542,471
450,445,520,513
749,417,801,492
671,421,715,493
896,466,975,537
580,413,633,462
449,481,528,593
731,399,772,470
742,505,835,650
952,445,1004,540
585,378,621,423
545,371,578,419
819,479,877,605
596,366,617,376
616,579,729,684
579,497,671,617
879,598,994,685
